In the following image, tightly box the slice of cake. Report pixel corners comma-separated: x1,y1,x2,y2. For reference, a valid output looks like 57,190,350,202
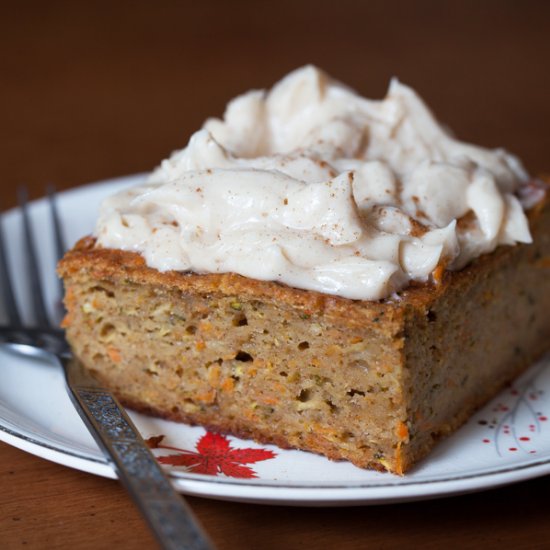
58,67,550,474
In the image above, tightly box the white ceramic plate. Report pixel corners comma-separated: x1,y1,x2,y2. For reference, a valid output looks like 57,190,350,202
1,174,549,506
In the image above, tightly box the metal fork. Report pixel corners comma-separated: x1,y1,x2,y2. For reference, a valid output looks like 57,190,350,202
0,187,215,550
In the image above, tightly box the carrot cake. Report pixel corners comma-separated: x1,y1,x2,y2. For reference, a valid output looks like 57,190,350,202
58,66,550,474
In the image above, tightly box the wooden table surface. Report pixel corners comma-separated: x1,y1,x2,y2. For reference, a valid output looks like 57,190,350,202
1,1,549,548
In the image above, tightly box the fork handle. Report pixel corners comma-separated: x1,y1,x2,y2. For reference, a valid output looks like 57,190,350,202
61,355,215,550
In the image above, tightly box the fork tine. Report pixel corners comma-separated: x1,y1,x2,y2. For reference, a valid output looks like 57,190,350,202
47,185,66,262
18,186,50,327
47,185,67,323
0,206,22,326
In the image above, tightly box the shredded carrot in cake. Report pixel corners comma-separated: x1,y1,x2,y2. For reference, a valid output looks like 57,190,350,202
271,382,287,394
60,288,76,327
199,320,213,332
221,378,235,392
60,313,73,328
195,340,206,351
396,421,409,440
196,389,216,404
107,346,122,364
431,264,445,285
260,396,279,406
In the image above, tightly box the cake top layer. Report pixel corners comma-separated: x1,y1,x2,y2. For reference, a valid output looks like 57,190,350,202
96,66,539,300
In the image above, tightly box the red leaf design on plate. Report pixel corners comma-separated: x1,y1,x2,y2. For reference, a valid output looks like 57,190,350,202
219,462,257,479
227,448,276,464
153,431,276,478
158,453,202,468
196,431,231,455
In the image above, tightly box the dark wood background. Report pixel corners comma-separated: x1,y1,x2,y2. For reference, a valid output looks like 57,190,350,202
1,1,549,548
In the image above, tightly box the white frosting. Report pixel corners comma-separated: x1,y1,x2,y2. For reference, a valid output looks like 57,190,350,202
96,66,535,300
